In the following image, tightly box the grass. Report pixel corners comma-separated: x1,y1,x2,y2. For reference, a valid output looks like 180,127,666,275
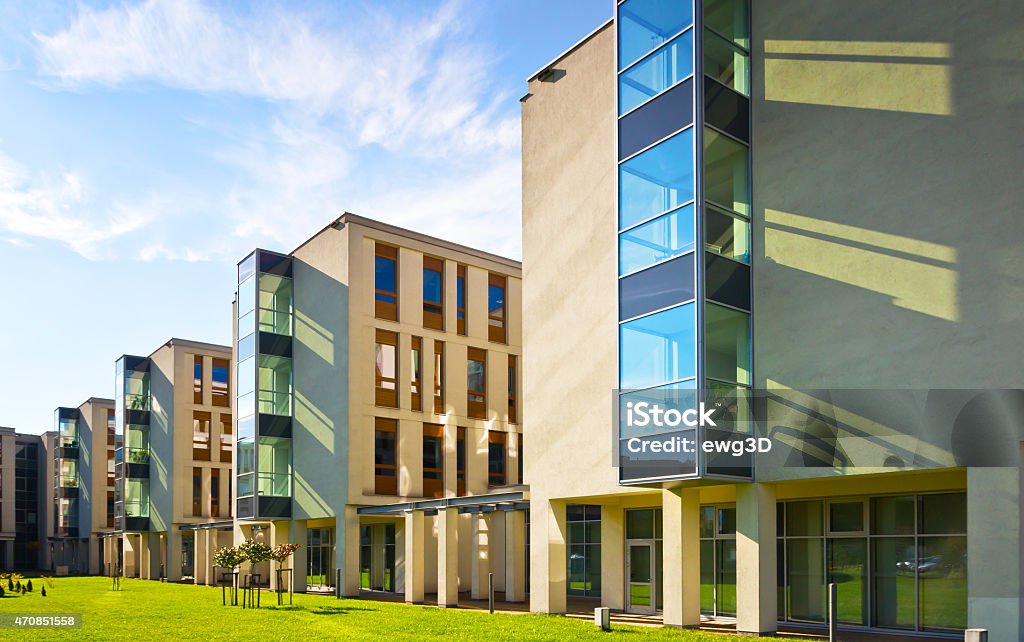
0,576,795,641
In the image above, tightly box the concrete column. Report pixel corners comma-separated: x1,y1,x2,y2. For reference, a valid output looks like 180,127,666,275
404,511,425,604
88,535,100,575
470,512,493,600
168,529,183,582
194,531,208,585
268,520,288,591
339,507,361,596
123,535,135,578
736,483,777,635
968,466,1021,641
289,520,308,593
504,510,527,602
437,507,459,607
529,498,567,613
662,489,701,627
141,533,154,580
599,505,625,610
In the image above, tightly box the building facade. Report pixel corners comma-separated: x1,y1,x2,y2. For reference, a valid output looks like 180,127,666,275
109,339,234,582
11,432,47,571
48,398,117,575
523,1,1023,640
231,214,525,604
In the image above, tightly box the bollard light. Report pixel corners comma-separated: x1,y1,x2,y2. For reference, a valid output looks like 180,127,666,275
594,607,611,631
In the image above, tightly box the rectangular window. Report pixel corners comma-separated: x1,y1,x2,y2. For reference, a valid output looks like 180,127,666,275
411,337,422,411
567,504,602,597
193,411,211,461
703,127,750,216
456,427,466,496
374,418,398,495
423,423,444,499
423,256,444,331
619,302,697,389
375,243,399,321
456,265,467,335
433,341,445,414
487,274,507,344
375,330,399,408
219,414,232,464
211,468,220,518
468,348,487,419
211,358,230,407
106,490,115,528
192,467,202,517
619,128,695,230
508,355,518,424
704,27,749,96
619,29,694,114
618,0,693,69
705,303,751,385
193,355,203,404
517,435,523,485
705,203,750,263
619,204,695,276
488,431,506,487
107,408,116,446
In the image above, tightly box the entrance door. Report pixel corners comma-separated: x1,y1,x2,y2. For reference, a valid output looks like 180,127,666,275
627,542,655,612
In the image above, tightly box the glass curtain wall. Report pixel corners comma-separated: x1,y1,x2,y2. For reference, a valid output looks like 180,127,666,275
699,504,737,616
777,494,966,633
617,0,697,488
307,527,335,589
236,250,294,519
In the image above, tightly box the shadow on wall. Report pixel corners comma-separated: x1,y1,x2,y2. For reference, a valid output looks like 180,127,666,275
291,259,348,519
754,0,1024,389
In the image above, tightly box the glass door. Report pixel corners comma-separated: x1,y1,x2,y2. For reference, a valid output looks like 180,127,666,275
627,542,655,612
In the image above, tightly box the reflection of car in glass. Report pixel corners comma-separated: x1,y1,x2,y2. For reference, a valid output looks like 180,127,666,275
896,555,952,577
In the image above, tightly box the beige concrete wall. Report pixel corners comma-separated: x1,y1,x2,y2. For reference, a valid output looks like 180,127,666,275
522,23,642,503
0,429,16,543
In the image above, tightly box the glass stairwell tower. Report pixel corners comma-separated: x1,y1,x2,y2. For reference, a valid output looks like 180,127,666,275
616,0,752,483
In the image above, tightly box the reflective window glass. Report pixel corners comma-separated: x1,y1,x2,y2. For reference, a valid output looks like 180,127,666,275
705,203,750,263
620,302,696,389
619,29,694,114
919,493,966,534
620,129,695,229
871,496,915,535
704,75,750,142
786,500,824,537
704,28,749,95
703,0,749,48
705,303,750,385
829,501,865,533
620,204,695,275
705,252,750,311
618,0,693,69
704,127,749,215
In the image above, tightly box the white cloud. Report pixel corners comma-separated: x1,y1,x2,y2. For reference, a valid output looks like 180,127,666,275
0,153,152,259
30,0,523,262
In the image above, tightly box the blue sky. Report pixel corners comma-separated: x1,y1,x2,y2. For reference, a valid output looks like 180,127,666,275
0,0,609,434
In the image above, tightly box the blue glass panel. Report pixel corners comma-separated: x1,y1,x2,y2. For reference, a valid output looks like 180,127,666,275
238,252,256,284
375,256,396,303
457,276,466,319
237,357,255,396
619,0,694,69
238,333,255,362
619,78,694,161
620,204,695,275
489,285,505,317
423,268,442,305
620,29,693,114
238,275,256,314
619,253,695,320
619,302,696,389
619,128,695,229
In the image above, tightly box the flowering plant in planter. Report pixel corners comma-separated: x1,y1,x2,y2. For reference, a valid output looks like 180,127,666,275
269,543,301,570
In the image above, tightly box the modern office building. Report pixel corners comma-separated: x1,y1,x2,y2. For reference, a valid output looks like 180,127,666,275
109,339,234,582
231,213,525,604
47,398,118,575
523,1,1022,639
10,431,47,570
0,427,18,568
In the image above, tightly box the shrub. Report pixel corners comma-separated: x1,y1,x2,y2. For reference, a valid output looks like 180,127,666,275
25,580,32,592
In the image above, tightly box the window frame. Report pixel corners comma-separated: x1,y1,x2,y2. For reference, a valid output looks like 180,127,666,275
467,347,487,419
374,243,399,321
423,256,445,331
487,273,507,344
375,329,399,408
374,418,398,495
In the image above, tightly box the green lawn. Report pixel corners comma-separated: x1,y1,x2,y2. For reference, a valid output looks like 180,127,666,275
0,576,794,641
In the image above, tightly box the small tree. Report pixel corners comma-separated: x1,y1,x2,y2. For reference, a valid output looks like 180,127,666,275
41,587,46,597
270,543,300,570
25,580,32,592
6,578,11,592
238,539,273,572
212,546,245,572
